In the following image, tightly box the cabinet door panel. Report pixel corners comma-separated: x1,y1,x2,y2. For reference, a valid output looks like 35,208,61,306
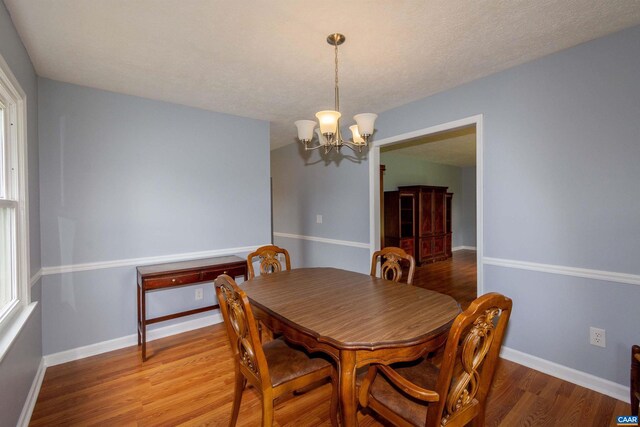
420,191,433,235
433,236,445,256
400,238,415,259
420,237,433,260
434,192,445,233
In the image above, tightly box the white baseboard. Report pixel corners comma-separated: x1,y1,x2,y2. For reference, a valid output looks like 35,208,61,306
44,312,224,367
17,358,46,427
500,346,629,402
452,246,477,251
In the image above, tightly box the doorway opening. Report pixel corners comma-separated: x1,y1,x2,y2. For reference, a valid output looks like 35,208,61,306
368,115,483,303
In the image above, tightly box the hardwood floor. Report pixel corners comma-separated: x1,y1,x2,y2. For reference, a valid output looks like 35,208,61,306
31,251,629,426
411,249,478,310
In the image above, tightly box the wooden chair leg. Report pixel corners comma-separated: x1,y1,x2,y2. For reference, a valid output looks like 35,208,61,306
261,396,274,427
229,372,246,427
330,370,339,427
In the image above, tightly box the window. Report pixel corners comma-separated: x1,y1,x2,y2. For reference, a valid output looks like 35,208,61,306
0,54,29,328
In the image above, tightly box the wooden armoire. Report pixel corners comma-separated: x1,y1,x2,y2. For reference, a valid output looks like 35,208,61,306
384,185,453,265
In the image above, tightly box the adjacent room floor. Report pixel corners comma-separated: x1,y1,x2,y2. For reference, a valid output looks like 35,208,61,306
30,250,629,426
411,249,478,310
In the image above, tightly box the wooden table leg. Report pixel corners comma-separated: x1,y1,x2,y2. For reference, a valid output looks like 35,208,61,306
141,286,147,361
339,350,358,427
137,283,141,346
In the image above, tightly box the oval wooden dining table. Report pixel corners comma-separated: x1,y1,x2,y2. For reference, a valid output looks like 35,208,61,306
243,267,460,427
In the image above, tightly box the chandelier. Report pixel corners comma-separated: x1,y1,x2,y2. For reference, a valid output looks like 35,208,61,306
295,33,377,154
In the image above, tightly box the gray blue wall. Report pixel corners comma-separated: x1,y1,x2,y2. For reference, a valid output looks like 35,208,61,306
461,166,476,247
0,2,42,426
271,25,640,386
38,79,271,354
380,152,477,249
271,143,371,273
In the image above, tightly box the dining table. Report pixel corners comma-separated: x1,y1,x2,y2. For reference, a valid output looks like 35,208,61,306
243,267,461,427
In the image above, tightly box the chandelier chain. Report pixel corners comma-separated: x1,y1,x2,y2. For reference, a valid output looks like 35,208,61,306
334,42,340,112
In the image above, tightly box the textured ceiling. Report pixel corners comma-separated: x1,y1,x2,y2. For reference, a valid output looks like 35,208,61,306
382,126,477,167
4,1,640,150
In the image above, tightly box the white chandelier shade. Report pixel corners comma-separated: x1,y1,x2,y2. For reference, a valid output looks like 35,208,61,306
315,110,342,135
353,113,377,137
295,119,317,141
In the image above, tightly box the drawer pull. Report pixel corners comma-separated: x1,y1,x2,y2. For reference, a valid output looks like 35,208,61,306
223,271,227,274
172,278,176,283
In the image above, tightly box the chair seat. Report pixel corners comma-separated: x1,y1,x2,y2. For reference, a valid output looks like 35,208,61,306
264,338,331,388
369,358,440,426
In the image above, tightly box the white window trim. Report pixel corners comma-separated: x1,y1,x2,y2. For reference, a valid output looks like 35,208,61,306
0,51,31,339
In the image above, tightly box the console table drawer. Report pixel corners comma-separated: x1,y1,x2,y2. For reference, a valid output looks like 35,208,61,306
201,266,246,282
145,272,202,290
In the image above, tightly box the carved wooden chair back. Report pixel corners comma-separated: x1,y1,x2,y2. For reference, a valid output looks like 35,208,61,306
425,292,512,427
215,274,271,389
247,245,292,279
359,292,511,427
632,345,640,416
370,247,416,285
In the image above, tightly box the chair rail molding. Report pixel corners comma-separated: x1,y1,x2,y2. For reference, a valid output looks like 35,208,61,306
273,232,370,249
29,270,42,288
483,257,640,287
39,244,266,277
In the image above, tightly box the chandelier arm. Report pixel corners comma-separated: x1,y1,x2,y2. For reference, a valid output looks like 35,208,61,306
303,143,328,151
340,141,365,152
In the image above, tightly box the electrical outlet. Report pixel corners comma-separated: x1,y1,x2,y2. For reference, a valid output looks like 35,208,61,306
316,214,323,224
589,327,605,348
195,288,203,301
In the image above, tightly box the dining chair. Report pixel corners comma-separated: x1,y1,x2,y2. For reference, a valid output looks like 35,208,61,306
214,274,338,427
359,292,512,427
632,345,640,416
247,244,292,279
247,244,292,341
370,246,416,285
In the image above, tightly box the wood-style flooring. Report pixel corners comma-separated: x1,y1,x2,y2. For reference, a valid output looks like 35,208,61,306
411,249,478,310
30,251,629,426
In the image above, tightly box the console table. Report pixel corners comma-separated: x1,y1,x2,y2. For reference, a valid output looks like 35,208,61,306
137,255,247,361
